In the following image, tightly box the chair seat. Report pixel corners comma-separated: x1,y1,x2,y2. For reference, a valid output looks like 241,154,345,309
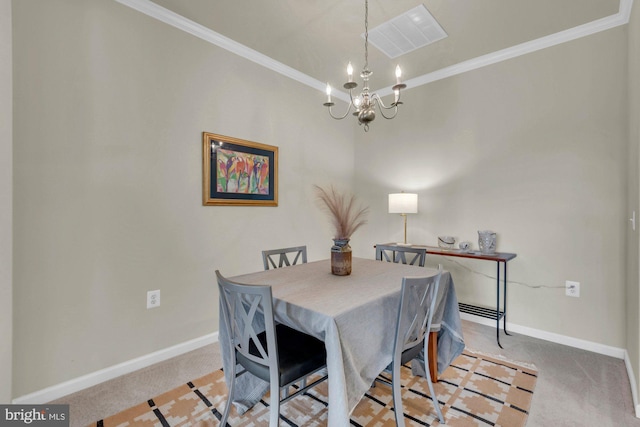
237,324,327,386
401,340,423,365
384,340,424,371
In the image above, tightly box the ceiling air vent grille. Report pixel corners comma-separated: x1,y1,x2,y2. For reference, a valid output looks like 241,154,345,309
366,4,447,59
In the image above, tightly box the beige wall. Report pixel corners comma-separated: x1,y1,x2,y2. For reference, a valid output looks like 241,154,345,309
353,26,629,347
9,0,638,403
0,0,13,404
12,0,353,397
628,0,640,398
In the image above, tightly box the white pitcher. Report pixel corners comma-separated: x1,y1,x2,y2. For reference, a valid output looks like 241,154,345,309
478,230,497,254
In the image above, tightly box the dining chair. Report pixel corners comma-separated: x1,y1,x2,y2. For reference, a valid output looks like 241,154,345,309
216,270,327,427
376,265,445,426
262,245,307,270
375,244,426,267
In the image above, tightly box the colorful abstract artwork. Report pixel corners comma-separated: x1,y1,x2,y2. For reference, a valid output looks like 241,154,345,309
203,133,278,206
216,149,270,195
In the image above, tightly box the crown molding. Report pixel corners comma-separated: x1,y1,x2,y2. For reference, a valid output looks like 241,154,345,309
377,0,634,96
113,0,351,102
116,0,633,101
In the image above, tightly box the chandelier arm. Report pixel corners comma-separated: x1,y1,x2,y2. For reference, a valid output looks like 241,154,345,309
326,102,354,120
371,93,399,110
348,88,359,105
377,105,399,120
371,94,400,119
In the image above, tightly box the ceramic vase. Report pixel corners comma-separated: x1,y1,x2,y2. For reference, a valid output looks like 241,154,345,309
331,238,352,276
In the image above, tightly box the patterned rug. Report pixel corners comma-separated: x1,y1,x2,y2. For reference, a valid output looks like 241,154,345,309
92,350,537,426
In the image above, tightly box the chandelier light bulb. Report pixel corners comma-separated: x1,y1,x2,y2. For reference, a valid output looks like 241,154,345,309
347,62,354,82
395,65,402,83
325,83,332,102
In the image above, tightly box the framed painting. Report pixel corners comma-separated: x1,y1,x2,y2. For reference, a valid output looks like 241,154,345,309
203,132,278,206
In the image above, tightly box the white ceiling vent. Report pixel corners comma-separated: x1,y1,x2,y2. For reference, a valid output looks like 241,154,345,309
366,4,447,59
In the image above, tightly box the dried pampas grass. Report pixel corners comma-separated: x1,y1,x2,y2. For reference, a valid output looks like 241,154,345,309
314,185,369,240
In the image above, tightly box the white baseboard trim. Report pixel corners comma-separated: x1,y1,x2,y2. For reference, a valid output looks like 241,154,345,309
12,332,218,404
12,316,639,413
462,312,640,418
623,350,640,418
460,313,626,359
493,313,640,419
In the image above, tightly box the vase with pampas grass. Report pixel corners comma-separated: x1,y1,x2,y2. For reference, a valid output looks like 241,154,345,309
314,185,369,276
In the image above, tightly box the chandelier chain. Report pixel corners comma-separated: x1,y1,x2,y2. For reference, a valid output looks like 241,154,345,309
364,0,369,71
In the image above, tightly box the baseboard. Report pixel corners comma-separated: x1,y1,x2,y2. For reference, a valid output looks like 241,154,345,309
465,312,640,418
12,332,218,404
11,316,636,408
460,313,626,359
623,350,640,418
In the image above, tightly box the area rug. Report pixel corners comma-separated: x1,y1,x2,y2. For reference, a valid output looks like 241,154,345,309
92,350,537,427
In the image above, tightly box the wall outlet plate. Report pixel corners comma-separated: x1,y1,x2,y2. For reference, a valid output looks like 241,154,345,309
565,281,580,298
147,290,161,309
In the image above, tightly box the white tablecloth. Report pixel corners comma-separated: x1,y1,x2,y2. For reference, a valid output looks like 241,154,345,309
218,257,465,426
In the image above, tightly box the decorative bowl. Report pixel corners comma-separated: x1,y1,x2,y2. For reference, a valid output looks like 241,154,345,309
438,236,455,250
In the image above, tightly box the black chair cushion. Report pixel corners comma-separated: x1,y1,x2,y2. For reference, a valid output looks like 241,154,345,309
237,324,327,386
385,339,424,370
400,340,424,365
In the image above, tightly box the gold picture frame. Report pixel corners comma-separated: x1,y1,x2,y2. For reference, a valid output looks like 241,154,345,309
202,132,278,206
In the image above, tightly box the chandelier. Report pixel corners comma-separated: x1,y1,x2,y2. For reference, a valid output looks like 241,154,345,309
323,0,406,132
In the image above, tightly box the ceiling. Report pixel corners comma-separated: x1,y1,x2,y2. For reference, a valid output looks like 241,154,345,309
130,0,627,98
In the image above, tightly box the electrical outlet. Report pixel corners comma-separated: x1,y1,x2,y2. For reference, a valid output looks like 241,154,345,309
147,290,161,309
565,281,580,298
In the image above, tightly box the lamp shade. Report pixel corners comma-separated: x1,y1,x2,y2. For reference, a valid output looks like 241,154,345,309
388,193,418,214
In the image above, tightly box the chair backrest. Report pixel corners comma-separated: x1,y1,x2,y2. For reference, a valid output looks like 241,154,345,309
262,245,308,270
376,245,426,267
216,271,278,376
393,265,442,360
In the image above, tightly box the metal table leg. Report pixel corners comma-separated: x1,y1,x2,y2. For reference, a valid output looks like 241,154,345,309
504,261,511,336
431,246,516,349
496,261,502,348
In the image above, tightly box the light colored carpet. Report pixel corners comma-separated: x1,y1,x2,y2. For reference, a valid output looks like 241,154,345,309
52,320,640,427
50,344,222,427
90,349,537,426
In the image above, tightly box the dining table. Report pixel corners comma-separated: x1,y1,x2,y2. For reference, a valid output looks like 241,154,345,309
218,257,465,426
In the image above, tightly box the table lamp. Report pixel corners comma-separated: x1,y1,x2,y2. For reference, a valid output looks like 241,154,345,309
388,192,418,245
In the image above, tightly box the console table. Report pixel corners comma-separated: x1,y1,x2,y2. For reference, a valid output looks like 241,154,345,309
377,243,517,348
